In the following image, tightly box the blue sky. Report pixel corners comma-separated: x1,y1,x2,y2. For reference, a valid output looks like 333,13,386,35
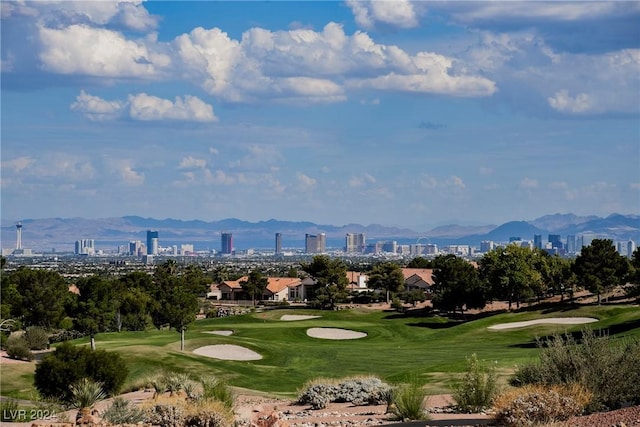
1,1,639,230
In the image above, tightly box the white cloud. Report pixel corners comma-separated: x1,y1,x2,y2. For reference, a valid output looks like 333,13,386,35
520,177,539,189
1,156,35,172
70,91,217,122
448,176,466,189
449,2,630,23
71,90,124,121
179,156,207,170
296,172,316,191
109,159,144,186
39,24,170,77
346,0,420,30
128,93,217,122
548,90,592,114
230,145,284,171
349,173,376,188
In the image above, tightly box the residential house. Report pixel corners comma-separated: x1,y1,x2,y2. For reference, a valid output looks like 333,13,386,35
217,276,247,300
402,268,434,294
263,277,302,301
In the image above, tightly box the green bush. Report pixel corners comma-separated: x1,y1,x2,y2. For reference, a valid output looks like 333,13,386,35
6,335,34,361
34,342,128,403
390,376,429,421
201,376,234,410
101,397,145,424
454,353,498,412
24,326,50,350
511,328,640,411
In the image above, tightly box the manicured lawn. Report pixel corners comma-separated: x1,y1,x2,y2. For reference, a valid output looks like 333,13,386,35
2,304,639,399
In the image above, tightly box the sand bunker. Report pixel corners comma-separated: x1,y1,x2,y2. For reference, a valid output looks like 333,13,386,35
306,327,367,340
280,315,321,321
193,345,262,361
203,330,234,336
488,317,599,330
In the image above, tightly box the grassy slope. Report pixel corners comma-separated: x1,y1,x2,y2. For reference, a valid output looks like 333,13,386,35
2,304,639,399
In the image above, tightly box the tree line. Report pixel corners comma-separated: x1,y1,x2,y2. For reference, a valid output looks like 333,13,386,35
1,239,639,346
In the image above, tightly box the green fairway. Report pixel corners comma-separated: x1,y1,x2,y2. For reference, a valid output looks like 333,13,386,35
2,305,639,399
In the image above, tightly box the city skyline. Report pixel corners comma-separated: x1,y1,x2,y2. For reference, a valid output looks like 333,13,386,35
1,1,639,230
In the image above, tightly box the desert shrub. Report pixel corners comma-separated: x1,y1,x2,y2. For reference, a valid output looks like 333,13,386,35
200,376,234,409
69,378,106,409
24,326,50,350
144,402,186,427
6,335,33,361
334,376,392,406
493,384,591,426
144,395,232,427
454,353,498,412
297,376,392,410
165,372,193,396
34,342,128,402
184,399,233,427
101,397,145,424
390,376,429,421
510,328,640,411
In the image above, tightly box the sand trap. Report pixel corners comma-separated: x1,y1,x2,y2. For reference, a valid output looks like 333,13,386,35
280,315,321,321
306,327,367,340
488,317,599,330
193,345,262,361
203,330,234,336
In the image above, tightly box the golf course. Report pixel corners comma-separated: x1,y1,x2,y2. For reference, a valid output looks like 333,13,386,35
2,304,640,400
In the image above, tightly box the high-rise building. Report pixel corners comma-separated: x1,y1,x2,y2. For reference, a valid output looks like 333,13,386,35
566,235,576,254
534,234,542,249
345,233,366,253
146,230,159,255
221,233,233,254
305,233,326,254
548,234,563,249
75,239,95,255
480,240,495,253
275,233,282,254
129,240,143,256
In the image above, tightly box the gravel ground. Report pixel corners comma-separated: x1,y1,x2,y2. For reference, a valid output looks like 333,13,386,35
559,405,640,427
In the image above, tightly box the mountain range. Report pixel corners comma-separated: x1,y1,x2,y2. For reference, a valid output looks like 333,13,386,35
1,213,638,252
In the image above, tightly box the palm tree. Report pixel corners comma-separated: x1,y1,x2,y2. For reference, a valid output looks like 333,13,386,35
70,378,106,426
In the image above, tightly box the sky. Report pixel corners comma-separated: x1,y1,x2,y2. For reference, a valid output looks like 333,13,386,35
1,1,639,231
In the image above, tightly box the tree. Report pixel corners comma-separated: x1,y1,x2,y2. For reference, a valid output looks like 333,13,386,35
573,239,629,304
164,284,198,351
240,270,269,306
406,257,433,268
301,255,349,309
152,261,199,351
75,275,118,350
627,248,640,301
367,262,405,303
479,245,542,310
35,342,127,403
431,255,487,315
9,268,72,328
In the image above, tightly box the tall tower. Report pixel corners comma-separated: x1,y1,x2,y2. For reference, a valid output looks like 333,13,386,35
16,222,22,250
221,232,233,254
146,230,159,255
275,233,282,254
